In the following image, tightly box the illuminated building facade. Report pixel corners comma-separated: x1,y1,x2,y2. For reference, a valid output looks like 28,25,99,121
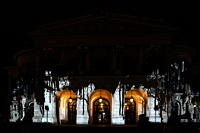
6,12,200,124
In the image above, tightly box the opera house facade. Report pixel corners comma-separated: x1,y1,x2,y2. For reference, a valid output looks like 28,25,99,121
6,12,200,125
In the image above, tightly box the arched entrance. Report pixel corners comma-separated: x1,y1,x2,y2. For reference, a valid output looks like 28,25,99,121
93,98,110,124
56,90,77,124
124,89,148,123
89,89,112,124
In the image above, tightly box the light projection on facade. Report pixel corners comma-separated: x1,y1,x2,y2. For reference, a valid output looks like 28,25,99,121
6,11,200,126
9,61,200,124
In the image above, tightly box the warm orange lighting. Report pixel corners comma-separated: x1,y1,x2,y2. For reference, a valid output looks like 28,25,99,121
130,90,134,102
125,106,129,111
99,98,102,102
130,96,134,102
99,89,103,102
69,96,72,102
69,90,73,102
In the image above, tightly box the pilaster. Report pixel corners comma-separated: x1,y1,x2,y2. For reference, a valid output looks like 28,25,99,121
112,87,125,125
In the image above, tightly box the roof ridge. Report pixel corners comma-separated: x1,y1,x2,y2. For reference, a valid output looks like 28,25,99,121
40,12,167,29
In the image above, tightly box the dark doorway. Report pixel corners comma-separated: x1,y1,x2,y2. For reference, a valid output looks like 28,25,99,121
124,98,136,124
93,98,110,124
68,99,77,124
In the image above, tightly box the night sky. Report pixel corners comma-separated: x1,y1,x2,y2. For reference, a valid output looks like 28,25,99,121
1,1,200,67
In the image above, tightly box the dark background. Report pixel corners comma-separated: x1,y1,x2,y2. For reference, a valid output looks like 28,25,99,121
1,1,200,67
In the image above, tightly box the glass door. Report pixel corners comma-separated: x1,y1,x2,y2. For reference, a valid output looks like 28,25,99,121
93,98,110,124
68,99,76,124
124,98,136,124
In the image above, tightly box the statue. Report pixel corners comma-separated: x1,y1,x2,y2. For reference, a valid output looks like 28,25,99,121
20,95,26,120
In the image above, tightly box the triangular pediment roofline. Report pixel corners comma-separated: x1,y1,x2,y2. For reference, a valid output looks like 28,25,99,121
28,12,179,37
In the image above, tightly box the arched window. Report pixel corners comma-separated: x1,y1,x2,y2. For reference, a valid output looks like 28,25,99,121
93,98,110,124
92,56,111,75
67,57,80,76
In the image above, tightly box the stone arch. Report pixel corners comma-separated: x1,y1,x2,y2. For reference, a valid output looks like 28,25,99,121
124,89,148,123
55,90,77,124
88,89,112,124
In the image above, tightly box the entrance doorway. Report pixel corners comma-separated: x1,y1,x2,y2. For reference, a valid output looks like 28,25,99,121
56,90,77,124
124,98,136,124
93,98,110,124
68,99,77,124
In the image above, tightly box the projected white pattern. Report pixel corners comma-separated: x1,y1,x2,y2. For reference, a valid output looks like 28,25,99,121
9,71,198,124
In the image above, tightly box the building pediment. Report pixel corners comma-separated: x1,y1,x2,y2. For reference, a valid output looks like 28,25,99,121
28,13,178,37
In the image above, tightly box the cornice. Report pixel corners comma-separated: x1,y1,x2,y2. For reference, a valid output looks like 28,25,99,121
14,49,35,63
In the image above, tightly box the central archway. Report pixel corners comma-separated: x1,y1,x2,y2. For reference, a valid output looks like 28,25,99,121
89,89,112,124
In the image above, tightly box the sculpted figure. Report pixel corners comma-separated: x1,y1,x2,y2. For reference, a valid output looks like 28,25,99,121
20,95,26,120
